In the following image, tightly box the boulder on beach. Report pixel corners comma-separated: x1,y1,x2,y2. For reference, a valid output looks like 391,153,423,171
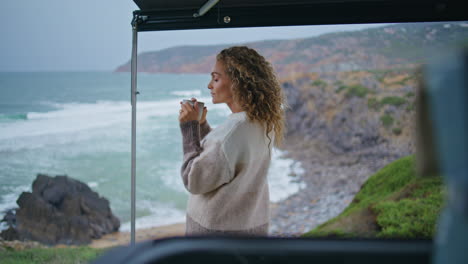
0,174,120,245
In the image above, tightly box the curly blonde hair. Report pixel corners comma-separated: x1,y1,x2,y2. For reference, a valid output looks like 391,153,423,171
217,46,286,147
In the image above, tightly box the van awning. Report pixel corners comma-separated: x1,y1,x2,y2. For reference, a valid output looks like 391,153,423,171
132,0,468,32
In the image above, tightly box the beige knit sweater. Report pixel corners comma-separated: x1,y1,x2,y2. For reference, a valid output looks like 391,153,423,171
180,111,272,235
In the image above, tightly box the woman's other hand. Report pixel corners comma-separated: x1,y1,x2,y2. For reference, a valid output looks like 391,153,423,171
200,106,208,124
192,97,208,124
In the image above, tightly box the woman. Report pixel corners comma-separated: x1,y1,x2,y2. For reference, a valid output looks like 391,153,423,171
178,46,286,236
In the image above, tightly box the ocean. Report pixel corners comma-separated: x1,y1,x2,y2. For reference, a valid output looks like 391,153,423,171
0,72,304,231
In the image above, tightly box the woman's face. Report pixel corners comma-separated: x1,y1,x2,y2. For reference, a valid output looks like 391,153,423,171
208,60,234,104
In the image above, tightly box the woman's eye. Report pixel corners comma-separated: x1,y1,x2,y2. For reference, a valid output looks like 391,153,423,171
214,79,219,82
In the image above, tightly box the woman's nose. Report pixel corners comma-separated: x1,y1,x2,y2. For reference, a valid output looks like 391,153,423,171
207,81,213,90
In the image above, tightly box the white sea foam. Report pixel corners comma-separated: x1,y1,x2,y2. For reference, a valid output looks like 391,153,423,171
0,185,30,231
0,192,21,214
159,161,188,194
120,200,185,231
170,90,202,97
268,149,306,202
0,185,30,213
87,182,99,188
0,97,220,143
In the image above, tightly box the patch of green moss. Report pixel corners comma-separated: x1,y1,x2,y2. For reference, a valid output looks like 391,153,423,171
311,79,327,87
346,84,370,98
380,114,394,128
335,85,347,94
381,96,407,107
302,156,445,239
375,178,443,238
350,156,416,209
392,127,402,135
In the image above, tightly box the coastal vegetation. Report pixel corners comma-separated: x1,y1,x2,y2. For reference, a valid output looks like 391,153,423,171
392,127,402,135
368,96,408,111
0,247,105,264
345,84,370,98
302,156,444,239
380,96,407,107
380,114,394,128
311,79,327,87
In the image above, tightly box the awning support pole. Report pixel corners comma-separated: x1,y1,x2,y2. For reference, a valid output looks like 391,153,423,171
130,14,139,246
193,0,220,17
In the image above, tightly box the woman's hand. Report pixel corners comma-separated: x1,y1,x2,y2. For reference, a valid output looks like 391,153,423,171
179,98,207,123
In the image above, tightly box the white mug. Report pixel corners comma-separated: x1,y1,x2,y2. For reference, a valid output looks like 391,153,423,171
183,99,204,120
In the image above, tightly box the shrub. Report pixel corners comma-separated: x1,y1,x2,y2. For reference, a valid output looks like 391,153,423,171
368,98,382,111
380,114,394,128
311,79,327,87
346,84,369,98
381,96,407,107
406,91,415,98
392,127,402,135
374,177,443,238
335,85,347,93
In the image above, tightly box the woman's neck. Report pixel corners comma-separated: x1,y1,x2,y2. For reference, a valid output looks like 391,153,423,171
227,101,243,113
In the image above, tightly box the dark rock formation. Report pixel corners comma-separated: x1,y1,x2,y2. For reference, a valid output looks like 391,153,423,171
0,227,19,241
0,174,120,245
1,209,16,227
0,209,19,240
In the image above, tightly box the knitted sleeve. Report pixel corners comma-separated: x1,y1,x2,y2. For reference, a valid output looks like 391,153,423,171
180,120,232,194
199,121,212,140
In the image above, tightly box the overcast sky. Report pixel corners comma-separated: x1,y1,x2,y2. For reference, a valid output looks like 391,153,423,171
0,0,389,72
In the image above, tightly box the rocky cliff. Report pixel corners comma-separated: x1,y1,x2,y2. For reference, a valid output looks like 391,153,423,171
115,22,468,78
282,68,418,156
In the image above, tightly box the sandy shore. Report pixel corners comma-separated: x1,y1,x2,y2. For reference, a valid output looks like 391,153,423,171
89,223,185,249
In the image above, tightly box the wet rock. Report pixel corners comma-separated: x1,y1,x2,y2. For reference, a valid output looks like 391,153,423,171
1,209,16,227
0,226,19,241
1,174,120,245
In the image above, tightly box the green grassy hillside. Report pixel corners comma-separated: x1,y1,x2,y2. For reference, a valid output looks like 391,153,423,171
302,156,444,239
0,247,105,264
